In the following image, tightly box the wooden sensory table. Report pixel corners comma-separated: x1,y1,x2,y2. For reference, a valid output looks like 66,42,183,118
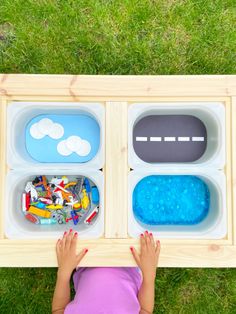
0,74,236,267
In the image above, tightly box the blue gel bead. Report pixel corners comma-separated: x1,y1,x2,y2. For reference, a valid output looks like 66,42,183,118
132,175,210,226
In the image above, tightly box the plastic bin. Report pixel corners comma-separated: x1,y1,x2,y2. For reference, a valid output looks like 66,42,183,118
5,169,104,239
128,169,227,239
7,102,105,169
128,102,225,169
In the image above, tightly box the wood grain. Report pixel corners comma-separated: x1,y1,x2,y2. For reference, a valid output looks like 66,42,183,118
105,102,128,238
232,97,236,245
225,98,233,243
0,239,235,267
0,97,7,239
0,74,236,97
0,75,235,267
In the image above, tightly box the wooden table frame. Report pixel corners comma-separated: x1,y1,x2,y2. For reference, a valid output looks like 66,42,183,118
0,74,236,267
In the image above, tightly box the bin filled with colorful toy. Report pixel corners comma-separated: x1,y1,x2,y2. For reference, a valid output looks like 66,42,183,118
22,175,100,227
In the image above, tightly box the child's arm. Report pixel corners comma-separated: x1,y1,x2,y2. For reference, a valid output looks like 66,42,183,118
52,274,71,314
130,231,160,314
52,229,88,314
138,278,155,314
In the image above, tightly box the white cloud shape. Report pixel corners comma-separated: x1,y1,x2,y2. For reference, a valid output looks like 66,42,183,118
57,135,91,157
30,118,64,140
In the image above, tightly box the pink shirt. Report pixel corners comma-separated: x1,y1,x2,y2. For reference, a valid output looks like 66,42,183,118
65,267,142,314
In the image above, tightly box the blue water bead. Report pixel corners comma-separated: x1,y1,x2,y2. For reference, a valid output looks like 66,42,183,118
132,175,210,225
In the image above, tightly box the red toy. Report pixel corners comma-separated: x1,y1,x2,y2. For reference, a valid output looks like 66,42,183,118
22,192,31,212
84,206,99,225
25,213,40,224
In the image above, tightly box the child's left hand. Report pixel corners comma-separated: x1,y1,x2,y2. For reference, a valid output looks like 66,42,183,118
56,229,88,281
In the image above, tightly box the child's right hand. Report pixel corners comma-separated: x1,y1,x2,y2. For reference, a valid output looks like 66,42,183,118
130,231,160,282
56,229,88,281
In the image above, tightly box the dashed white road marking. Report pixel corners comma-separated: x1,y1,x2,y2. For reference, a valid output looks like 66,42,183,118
135,136,205,142
178,137,190,142
192,137,204,142
136,136,148,142
164,137,176,142
150,137,162,142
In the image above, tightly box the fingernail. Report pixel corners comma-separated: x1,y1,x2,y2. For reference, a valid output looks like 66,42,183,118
158,240,160,244
140,233,144,237
69,228,73,232
75,232,78,236
145,230,148,234
85,249,88,253
130,246,133,251
150,232,153,236
63,231,67,235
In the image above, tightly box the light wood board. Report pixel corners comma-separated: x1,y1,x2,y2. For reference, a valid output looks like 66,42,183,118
0,74,236,267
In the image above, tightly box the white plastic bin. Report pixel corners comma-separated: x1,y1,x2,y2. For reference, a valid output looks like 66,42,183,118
128,169,227,239
5,169,104,239
7,101,105,169
128,102,225,169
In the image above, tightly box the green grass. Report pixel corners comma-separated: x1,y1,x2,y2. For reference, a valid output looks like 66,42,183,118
0,268,236,314
0,0,235,74
0,0,236,313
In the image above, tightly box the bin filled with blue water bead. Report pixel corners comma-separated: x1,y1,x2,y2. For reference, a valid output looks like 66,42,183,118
133,175,210,227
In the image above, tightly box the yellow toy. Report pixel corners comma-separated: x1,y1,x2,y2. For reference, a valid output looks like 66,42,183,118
28,206,51,218
73,203,82,210
64,182,77,189
46,204,63,210
81,189,90,210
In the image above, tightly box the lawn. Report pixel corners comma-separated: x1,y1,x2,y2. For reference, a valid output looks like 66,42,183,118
0,0,236,313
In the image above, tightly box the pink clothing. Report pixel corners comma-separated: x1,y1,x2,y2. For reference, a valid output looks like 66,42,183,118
65,267,142,314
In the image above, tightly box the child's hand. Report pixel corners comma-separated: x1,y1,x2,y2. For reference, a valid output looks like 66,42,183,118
130,231,160,282
56,229,88,281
